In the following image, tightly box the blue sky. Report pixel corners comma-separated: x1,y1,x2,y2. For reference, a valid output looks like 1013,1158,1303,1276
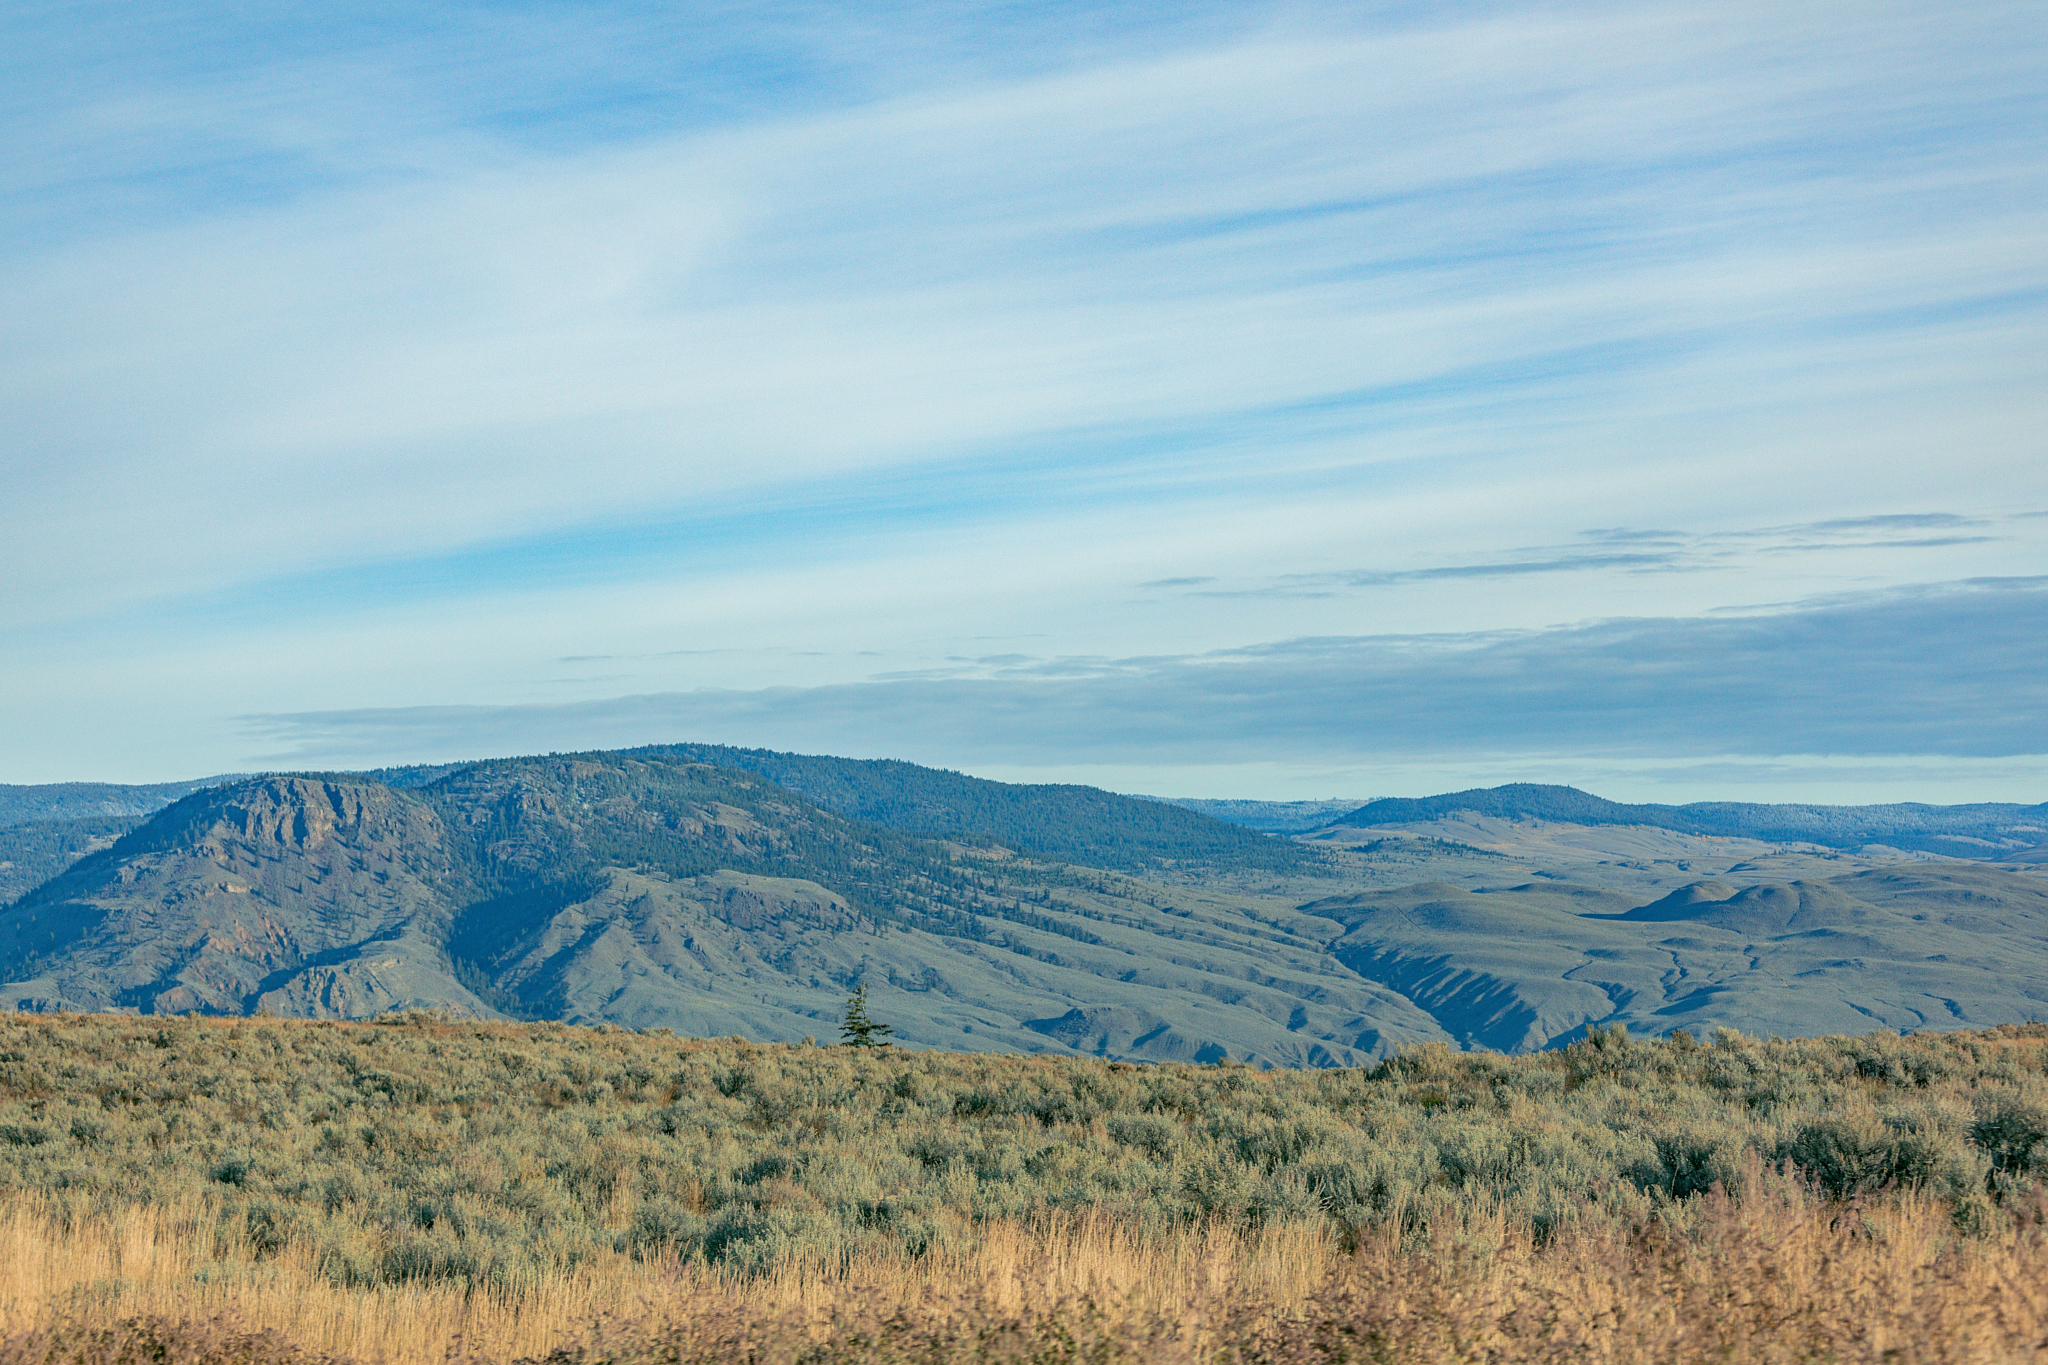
3,0,2044,800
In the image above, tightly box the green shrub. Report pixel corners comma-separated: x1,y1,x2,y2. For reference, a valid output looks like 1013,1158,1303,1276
1,1014,2044,1290
1971,1098,2048,1177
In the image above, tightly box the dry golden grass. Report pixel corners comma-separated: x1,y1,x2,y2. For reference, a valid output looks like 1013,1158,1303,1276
7,1161,2048,1364
0,1195,617,1364
1266,1159,2048,1364
0,1195,1332,1365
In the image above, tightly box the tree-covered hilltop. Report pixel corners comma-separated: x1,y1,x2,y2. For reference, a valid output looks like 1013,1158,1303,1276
1150,797,1372,834
1336,783,2048,858
1,748,1323,908
343,744,1325,876
632,744,1325,875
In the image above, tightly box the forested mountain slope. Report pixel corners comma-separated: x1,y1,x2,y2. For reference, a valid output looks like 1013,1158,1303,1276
1148,797,1369,833
0,750,1322,908
0,777,239,903
3,777,479,1019
0,814,144,905
627,744,1323,873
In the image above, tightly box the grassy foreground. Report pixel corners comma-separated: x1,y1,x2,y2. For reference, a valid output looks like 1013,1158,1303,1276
2,1013,2047,1361
5,1174,2048,1364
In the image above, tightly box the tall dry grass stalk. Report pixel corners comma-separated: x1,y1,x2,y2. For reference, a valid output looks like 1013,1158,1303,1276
5,1161,2048,1363
1258,1159,2048,1364
0,1196,1331,1365
0,1195,633,1365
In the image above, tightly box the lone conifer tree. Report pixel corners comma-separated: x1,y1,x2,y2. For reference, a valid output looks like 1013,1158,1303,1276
839,984,893,1048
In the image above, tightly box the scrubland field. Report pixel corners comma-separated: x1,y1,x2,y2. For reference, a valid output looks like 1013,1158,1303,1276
4,1012,2048,1362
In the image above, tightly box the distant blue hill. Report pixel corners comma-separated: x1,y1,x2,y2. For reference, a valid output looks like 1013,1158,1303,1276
0,777,239,826
1333,784,2048,859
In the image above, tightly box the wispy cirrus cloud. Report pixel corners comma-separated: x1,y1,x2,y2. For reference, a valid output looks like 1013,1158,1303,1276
6,0,2045,629
1160,511,2022,599
2,0,2043,790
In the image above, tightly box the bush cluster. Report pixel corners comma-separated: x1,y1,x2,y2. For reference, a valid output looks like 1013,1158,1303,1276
1,1014,2043,1291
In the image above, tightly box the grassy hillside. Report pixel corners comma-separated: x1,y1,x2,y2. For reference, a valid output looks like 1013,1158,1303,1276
2,1012,2044,1289
1311,862,2048,1048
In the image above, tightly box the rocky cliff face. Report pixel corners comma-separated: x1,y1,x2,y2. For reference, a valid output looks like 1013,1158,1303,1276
0,777,482,1018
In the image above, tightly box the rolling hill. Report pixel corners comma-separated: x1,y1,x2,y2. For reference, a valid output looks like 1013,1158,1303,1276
0,776,235,826
1332,784,2048,859
4,755,2046,1059
1310,863,2048,1050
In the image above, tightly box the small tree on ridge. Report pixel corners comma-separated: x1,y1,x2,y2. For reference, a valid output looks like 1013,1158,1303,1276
839,984,893,1048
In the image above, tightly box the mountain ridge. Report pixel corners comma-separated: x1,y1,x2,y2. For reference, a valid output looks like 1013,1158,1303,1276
6,753,2048,1060
1333,783,2048,858
0,777,239,826
623,744,1322,873
1,753,1426,1065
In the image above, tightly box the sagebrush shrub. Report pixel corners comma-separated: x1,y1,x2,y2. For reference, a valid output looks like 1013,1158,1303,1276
0,1013,2042,1288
